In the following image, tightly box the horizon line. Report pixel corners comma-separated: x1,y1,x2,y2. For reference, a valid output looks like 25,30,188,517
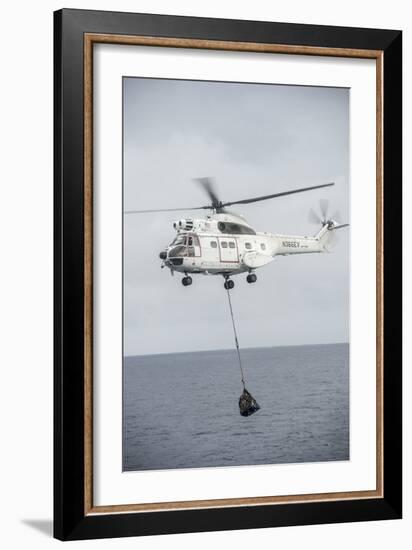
124,341,349,359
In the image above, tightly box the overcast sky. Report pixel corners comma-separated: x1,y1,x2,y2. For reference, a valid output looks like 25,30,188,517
123,77,349,356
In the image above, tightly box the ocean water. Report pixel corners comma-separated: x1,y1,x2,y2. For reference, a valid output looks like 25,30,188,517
123,343,349,471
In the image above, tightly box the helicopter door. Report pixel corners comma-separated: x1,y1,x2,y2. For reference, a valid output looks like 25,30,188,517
187,235,201,257
218,238,238,263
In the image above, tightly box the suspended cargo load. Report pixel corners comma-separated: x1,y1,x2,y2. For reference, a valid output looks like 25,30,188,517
239,388,260,417
224,286,261,417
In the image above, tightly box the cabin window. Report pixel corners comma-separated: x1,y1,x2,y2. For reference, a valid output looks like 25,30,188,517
188,237,193,246
229,242,236,249
260,243,266,250
245,242,252,250
210,241,217,248
221,241,228,248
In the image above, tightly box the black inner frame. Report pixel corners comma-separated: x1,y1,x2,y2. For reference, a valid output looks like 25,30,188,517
54,8,402,541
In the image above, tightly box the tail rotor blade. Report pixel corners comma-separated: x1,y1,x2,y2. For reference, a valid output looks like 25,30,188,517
329,231,338,249
331,210,342,224
323,230,338,252
319,199,329,220
308,208,322,225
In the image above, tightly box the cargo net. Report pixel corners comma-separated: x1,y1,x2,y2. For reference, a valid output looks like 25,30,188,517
239,388,260,417
225,287,261,417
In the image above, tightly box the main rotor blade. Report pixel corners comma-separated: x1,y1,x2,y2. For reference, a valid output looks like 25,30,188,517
221,182,334,208
194,177,221,207
124,206,209,214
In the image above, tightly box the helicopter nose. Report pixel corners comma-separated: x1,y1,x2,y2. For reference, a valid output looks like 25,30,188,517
159,250,167,260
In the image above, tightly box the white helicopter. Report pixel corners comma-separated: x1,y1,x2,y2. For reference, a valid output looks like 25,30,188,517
126,178,349,289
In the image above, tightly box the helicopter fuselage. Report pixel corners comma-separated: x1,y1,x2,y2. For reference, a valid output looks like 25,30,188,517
160,212,330,280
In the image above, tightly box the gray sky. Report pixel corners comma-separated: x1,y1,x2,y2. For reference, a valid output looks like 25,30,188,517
123,77,349,356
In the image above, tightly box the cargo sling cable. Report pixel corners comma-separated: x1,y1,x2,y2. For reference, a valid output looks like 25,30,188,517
225,287,260,417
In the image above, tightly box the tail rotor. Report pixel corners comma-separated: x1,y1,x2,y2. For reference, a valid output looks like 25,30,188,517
309,199,342,226
308,200,349,251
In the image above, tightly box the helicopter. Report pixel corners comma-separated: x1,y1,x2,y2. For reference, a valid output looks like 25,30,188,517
125,178,349,289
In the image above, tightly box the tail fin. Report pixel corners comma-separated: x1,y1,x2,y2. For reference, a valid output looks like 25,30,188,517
315,221,349,251
315,224,330,250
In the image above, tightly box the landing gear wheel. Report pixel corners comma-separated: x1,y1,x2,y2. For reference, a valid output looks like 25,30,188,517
182,276,192,286
247,273,257,284
224,279,235,290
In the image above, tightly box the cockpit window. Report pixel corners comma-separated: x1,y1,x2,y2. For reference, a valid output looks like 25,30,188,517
169,234,201,258
218,221,256,235
169,245,186,257
172,235,186,246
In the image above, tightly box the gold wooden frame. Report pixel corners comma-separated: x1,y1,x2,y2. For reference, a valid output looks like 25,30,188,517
84,33,384,515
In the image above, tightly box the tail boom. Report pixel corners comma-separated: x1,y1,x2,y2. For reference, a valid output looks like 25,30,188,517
273,222,343,256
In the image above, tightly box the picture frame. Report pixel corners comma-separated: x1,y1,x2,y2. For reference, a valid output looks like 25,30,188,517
54,8,402,541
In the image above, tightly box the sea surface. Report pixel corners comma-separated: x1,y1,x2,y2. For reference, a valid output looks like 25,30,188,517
123,343,349,471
